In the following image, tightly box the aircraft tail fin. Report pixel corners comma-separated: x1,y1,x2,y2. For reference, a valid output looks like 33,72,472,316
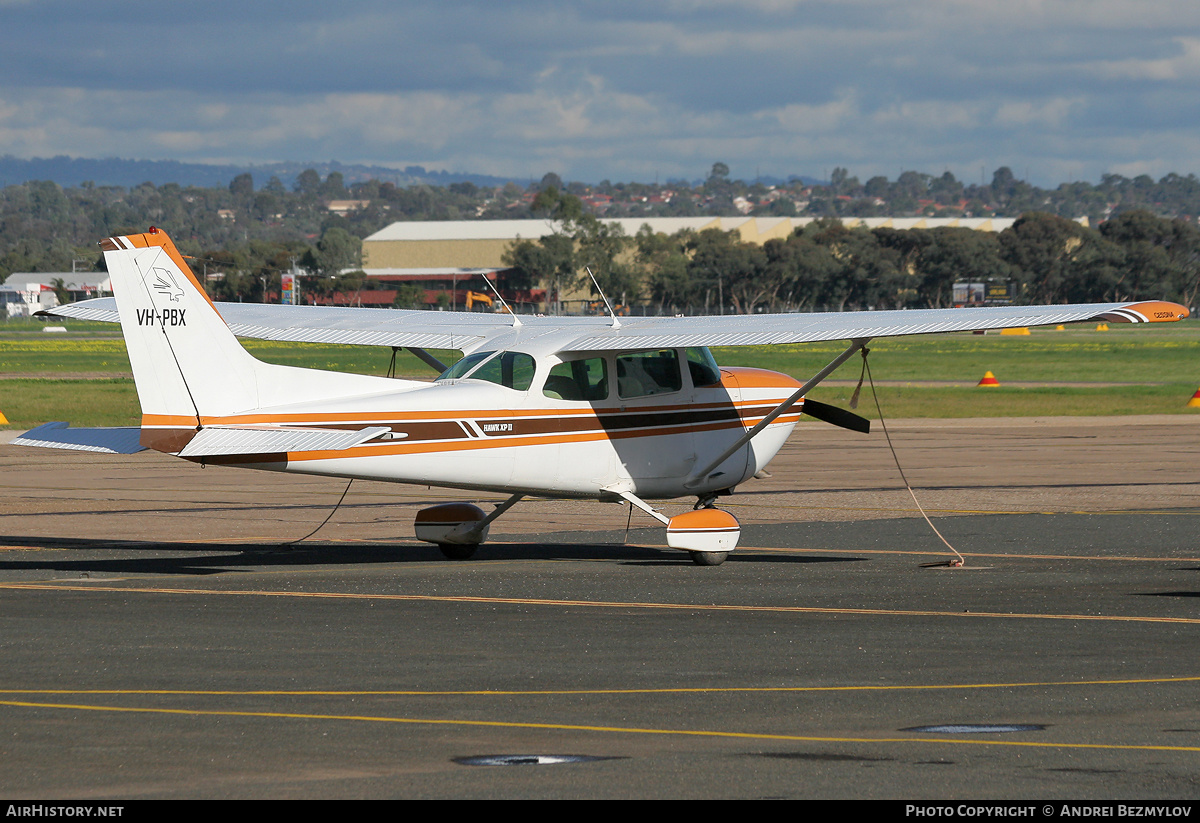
103,229,265,422
102,229,393,430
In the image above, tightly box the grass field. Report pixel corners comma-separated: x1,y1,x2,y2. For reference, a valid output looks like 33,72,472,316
0,379,141,428
727,323,1200,383
2,317,1198,428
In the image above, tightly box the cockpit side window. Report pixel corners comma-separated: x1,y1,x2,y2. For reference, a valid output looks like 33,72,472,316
543,357,608,401
686,347,723,387
469,351,536,391
616,349,682,399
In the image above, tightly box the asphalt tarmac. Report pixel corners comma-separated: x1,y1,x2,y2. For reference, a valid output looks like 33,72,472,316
0,415,1198,799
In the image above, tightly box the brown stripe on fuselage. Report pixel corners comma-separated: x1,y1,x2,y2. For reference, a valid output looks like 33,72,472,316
150,413,799,465
156,399,783,438
471,404,751,438
144,397,781,429
280,411,803,462
140,399,801,461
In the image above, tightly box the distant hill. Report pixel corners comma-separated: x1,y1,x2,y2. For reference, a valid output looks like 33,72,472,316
0,155,519,190
0,155,829,191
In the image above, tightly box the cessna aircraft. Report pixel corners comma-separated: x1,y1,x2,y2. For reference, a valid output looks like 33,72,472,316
14,228,1190,564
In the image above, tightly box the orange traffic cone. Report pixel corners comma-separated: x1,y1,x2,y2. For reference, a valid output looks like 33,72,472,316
1188,389,1200,408
1096,323,1109,331
977,371,1000,387
0,410,7,425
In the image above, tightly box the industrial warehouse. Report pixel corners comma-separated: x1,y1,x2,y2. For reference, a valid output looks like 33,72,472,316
358,216,1032,313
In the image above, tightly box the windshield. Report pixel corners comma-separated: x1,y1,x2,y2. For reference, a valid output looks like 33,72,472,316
436,350,535,391
686,347,722,387
436,351,497,381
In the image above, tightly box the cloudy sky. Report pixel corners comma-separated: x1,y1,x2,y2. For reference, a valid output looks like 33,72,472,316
2,0,1197,186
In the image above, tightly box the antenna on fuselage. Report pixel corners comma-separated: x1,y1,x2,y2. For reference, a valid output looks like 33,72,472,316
479,271,522,327
586,267,621,329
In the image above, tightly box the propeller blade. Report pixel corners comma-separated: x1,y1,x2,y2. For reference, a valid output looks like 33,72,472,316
800,398,871,434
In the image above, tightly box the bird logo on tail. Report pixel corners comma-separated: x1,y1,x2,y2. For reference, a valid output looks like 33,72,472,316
152,267,185,302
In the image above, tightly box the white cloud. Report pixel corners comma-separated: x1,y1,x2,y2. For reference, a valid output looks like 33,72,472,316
992,97,1082,129
1087,36,1200,81
769,95,860,132
871,100,981,130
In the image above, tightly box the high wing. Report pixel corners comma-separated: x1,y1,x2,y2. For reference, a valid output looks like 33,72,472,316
45,297,514,352
44,296,1189,354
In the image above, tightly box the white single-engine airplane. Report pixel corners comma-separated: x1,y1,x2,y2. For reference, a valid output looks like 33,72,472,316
15,228,1190,564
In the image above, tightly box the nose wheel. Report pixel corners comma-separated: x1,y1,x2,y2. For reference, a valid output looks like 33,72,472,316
611,489,741,566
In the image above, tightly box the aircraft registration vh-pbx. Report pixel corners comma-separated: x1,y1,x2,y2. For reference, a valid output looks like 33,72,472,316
14,228,1190,565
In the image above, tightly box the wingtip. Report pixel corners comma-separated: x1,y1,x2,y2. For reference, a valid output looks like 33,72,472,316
1095,301,1189,323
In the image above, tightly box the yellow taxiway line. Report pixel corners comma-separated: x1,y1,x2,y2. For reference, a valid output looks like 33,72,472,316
1,674,1199,698
0,697,1197,755
1,581,1198,625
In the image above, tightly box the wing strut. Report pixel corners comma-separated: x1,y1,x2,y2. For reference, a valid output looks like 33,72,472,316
405,347,449,374
684,337,871,488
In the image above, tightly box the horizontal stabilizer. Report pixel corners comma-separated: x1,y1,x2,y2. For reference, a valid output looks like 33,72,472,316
176,426,391,457
14,422,147,454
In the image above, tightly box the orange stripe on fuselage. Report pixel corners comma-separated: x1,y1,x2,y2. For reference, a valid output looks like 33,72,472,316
142,397,800,429
142,408,803,462
283,416,805,462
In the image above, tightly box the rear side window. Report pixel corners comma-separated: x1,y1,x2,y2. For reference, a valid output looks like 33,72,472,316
543,357,608,401
616,349,682,399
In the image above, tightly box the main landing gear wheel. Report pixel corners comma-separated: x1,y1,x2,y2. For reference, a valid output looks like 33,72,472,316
689,551,728,566
438,543,478,560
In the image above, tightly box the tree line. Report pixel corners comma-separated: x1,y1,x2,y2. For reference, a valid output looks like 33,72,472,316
505,193,1200,314
2,170,1200,313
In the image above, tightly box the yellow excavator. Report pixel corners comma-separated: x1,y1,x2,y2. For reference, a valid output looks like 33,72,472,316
464,291,493,311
